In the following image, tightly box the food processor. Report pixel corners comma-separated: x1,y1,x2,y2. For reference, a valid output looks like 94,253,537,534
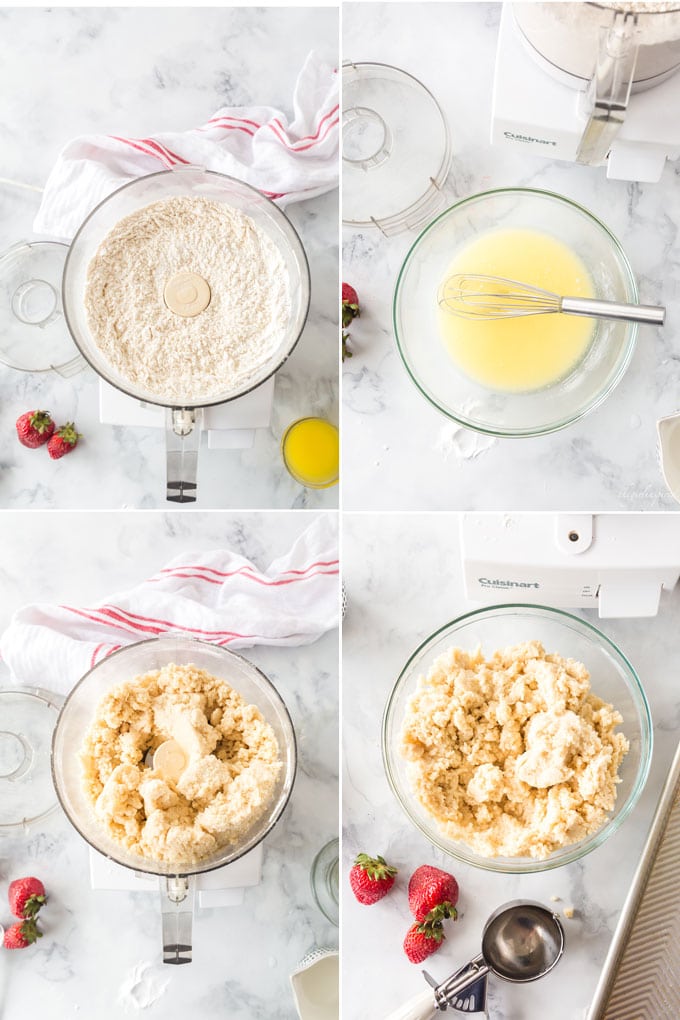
51,635,297,964
492,3,680,181
461,512,680,616
61,166,311,502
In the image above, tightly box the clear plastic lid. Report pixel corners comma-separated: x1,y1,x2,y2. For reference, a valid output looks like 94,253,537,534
342,62,452,236
0,242,84,377
0,687,62,829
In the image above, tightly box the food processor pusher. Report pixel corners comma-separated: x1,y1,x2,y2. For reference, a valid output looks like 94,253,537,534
383,900,565,1019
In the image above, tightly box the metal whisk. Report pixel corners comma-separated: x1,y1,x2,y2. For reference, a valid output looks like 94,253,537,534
438,273,666,326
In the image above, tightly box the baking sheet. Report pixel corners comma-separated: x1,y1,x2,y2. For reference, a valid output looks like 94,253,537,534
588,741,680,1019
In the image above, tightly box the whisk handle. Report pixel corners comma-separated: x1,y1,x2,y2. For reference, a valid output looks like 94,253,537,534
561,296,666,326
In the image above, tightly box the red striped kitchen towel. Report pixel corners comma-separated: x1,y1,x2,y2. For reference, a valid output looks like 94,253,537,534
0,516,339,693
33,51,339,240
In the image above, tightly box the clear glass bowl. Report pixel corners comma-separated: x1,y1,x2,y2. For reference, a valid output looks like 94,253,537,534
393,188,638,437
382,604,652,874
311,837,339,926
52,635,297,877
62,167,310,408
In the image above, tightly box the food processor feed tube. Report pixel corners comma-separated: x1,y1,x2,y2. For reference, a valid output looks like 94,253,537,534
161,875,195,965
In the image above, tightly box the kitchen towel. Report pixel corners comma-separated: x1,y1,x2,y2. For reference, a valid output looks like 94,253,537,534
33,51,339,240
0,516,339,694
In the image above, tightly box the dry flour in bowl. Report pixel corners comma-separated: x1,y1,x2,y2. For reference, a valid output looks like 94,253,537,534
84,196,291,403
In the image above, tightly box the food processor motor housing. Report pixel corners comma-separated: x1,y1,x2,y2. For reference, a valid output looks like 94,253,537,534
461,513,680,618
492,2,680,182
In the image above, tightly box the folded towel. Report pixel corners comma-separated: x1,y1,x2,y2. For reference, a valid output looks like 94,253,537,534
34,51,339,240
0,516,339,693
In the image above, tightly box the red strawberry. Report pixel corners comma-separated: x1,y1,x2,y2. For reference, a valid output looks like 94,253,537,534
15,410,55,448
8,877,46,919
349,852,397,905
342,282,360,329
403,920,446,964
3,919,42,949
408,865,459,923
47,423,82,459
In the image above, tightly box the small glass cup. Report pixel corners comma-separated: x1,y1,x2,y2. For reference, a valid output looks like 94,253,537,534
311,838,339,926
281,417,339,489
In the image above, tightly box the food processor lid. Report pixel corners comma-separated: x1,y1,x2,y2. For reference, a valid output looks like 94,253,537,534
342,62,452,236
0,687,61,828
0,242,83,376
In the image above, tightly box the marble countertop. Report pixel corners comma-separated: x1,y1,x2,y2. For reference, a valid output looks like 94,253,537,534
0,511,338,1019
342,1,680,511
0,6,338,509
342,512,680,1020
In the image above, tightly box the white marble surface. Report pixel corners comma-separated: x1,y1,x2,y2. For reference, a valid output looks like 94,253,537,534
342,2,680,510
0,6,338,509
342,512,680,1020
0,511,339,1019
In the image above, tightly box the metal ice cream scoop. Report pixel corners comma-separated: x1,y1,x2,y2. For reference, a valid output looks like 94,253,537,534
384,900,565,1020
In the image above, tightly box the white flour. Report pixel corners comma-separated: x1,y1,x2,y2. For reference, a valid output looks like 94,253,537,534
85,196,291,403
118,961,170,1012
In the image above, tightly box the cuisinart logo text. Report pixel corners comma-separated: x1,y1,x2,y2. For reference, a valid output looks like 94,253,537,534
479,577,540,590
504,131,557,147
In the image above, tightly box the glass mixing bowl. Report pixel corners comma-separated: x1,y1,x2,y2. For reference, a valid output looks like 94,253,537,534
52,634,297,878
382,605,652,874
393,188,638,437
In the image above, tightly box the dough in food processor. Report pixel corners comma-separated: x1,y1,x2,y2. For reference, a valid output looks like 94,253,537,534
80,662,282,864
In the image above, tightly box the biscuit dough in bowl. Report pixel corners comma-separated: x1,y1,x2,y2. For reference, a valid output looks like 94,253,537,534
80,662,282,865
399,640,629,860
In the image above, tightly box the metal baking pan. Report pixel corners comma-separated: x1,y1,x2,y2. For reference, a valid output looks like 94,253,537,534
588,740,680,1019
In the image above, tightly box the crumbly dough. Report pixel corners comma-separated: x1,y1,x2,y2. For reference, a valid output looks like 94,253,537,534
399,640,629,859
80,663,282,864
84,196,291,403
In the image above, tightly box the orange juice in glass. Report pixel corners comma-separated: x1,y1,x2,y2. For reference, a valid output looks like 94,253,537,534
281,417,339,489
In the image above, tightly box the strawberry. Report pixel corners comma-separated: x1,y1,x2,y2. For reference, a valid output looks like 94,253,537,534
342,282,360,330
408,864,459,924
15,410,55,449
403,919,446,964
8,877,46,919
349,852,397,905
3,919,42,949
46,423,82,460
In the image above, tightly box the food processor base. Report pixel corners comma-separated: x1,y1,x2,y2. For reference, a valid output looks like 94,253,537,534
98,376,275,450
88,843,264,907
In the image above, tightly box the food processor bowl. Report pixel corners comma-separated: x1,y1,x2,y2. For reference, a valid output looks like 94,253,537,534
52,635,297,962
394,188,638,437
383,604,652,874
62,166,311,501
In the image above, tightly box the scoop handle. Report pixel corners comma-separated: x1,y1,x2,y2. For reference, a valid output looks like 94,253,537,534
561,296,666,326
383,988,440,1020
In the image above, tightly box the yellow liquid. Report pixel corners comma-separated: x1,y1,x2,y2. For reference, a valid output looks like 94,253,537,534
439,228,595,392
282,418,339,488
